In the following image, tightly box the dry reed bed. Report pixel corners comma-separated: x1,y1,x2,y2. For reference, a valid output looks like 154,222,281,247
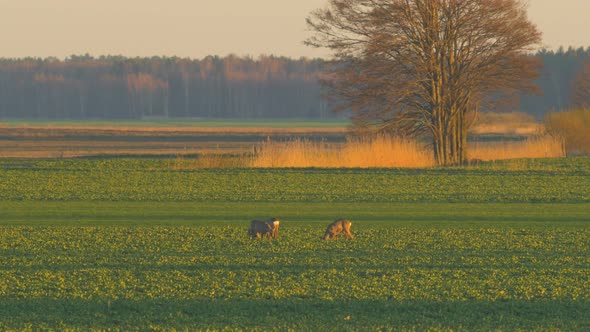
0,125,566,165
1,134,565,165
250,136,435,168
248,135,565,168
470,112,543,136
545,109,590,155
468,136,565,161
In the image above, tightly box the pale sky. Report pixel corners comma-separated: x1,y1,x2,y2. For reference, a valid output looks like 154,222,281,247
1,0,589,59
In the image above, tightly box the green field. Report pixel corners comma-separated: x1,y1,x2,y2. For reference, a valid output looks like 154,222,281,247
1,157,590,330
1,158,589,202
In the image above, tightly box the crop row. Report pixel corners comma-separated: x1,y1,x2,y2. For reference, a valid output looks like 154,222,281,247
4,224,589,302
0,224,589,330
1,158,589,202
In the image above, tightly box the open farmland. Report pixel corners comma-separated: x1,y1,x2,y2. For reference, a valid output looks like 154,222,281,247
0,122,348,158
1,157,590,330
1,158,589,202
1,213,590,331
0,120,554,160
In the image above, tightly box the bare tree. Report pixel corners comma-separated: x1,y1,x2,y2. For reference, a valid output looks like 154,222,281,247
307,0,541,165
572,61,590,109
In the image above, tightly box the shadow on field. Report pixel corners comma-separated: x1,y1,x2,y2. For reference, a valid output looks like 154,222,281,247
0,298,588,330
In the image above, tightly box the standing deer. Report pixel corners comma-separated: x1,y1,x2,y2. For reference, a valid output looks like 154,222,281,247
248,218,280,239
323,218,354,240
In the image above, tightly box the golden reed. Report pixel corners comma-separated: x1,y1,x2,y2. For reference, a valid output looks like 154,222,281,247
250,136,436,168
468,135,566,161
545,109,590,155
249,135,565,168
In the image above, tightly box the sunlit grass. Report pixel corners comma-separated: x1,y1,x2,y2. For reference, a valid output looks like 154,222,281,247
545,109,590,155
248,135,565,168
250,136,435,168
468,135,566,161
0,119,571,163
470,111,543,136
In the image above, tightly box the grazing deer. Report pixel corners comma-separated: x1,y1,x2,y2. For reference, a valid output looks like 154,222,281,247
248,218,280,239
323,218,354,240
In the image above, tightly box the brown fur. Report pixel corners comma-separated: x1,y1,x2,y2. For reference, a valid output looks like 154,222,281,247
248,218,280,239
323,218,354,240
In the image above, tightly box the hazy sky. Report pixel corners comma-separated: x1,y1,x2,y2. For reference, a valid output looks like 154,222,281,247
1,0,590,59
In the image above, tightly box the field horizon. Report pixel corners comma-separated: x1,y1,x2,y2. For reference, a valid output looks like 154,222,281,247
0,118,567,164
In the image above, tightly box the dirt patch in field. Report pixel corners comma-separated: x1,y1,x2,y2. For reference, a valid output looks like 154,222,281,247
0,125,349,158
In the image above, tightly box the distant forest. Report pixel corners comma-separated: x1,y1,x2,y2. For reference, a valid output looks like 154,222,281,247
0,47,589,121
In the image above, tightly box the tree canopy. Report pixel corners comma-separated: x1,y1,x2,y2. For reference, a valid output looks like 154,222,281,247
307,0,542,164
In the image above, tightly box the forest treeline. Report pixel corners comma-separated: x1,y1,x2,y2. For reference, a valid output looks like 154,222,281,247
0,48,588,120
0,55,329,120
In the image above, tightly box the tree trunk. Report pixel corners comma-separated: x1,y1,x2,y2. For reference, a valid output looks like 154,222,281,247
432,109,470,166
